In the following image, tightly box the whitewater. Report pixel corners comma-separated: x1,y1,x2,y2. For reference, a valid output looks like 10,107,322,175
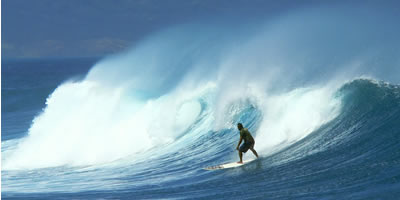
2,4,400,199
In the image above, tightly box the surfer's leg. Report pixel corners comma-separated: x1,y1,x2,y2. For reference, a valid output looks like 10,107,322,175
250,144,259,158
237,151,243,164
250,148,259,158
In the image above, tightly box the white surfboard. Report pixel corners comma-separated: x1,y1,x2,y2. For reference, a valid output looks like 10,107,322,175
204,158,256,170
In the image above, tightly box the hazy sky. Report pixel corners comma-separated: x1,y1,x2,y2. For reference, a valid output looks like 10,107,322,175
1,0,322,58
1,0,395,58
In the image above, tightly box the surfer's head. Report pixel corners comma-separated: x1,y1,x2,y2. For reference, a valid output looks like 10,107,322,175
237,123,243,130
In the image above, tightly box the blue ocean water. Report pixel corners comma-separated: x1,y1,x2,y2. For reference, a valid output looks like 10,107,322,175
2,58,400,199
2,6,400,199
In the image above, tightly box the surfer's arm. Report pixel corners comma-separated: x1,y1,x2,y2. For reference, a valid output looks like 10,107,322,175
236,136,243,150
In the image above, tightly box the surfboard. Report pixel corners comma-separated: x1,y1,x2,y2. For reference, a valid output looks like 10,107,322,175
204,158,256,170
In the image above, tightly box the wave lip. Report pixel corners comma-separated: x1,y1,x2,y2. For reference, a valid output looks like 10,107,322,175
268,78,400,166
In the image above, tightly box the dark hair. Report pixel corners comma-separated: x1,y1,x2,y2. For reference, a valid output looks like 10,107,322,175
237,123,243,129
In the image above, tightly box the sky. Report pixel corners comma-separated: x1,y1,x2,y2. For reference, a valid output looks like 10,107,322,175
1,0,320,58
1,0,397,58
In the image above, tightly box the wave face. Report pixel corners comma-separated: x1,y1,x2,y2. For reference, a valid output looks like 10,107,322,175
2,4,400,199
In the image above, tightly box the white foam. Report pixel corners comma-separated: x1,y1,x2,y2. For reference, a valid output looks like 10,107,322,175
255,86,341,154
210,81,341,156
3,79,207,170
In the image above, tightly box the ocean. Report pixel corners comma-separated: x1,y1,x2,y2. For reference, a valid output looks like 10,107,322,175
2,6,400,199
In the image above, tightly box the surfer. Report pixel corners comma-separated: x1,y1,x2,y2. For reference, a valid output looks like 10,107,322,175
236,123,259,163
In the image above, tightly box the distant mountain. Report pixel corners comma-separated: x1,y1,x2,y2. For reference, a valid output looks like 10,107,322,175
2,38,130,58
